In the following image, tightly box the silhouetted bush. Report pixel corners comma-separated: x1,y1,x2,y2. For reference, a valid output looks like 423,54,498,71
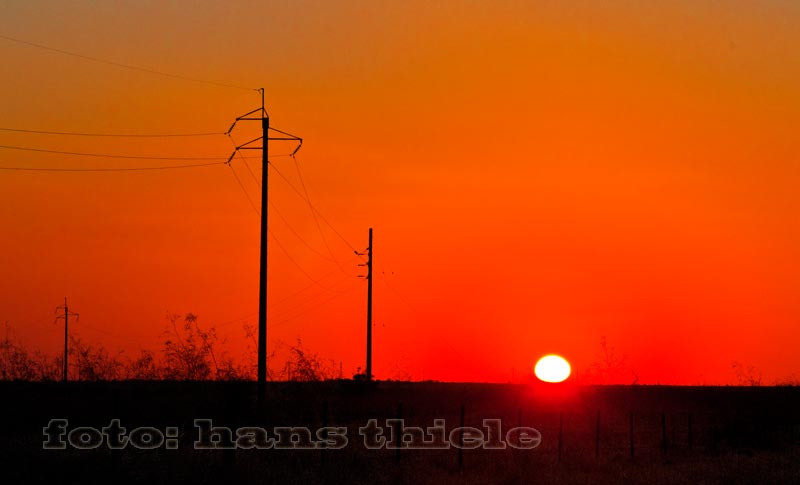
69,335,125,381
0,328,60,381
8,316,366,383
282,338,335,382
732,360,763,386
582,336,640,385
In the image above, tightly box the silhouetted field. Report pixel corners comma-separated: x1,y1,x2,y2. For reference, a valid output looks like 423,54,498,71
1,381,798,484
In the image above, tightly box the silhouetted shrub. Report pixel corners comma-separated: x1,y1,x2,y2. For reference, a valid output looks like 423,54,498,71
69,335,124,381
0,328,61,381
282,338,335,382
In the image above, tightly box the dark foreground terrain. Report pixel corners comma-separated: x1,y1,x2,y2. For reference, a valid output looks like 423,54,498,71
1,381,798,484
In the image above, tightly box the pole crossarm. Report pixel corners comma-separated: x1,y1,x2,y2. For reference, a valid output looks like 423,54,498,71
226,107,267,135
268,127,303,156
225,129,302,165
270,126,302,139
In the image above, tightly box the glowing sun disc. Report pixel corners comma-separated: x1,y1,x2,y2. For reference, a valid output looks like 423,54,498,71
534,355,571,383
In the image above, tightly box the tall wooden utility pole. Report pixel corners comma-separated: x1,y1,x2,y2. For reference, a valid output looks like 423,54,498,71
56,298,78,382
258,91,269,400
365,228,374,380
227,89,302,402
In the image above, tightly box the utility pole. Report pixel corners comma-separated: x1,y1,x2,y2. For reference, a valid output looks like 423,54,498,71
357,228,374,380
258,91,269,401
56,298,78,383
367,228,373,380
227,89,302,402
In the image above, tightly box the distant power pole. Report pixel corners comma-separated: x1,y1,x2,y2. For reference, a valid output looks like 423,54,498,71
357,228,374,380
55,297,78,383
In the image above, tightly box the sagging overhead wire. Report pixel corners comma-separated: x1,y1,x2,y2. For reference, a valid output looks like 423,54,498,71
228,115,354,267
268,198,353,266
227,162,261,215
77,321,161,342
225,159,353,291
226,152,356,268
267,271,357,320
268,279,361,330
268,227,348,293
268,268,345,307
0,127,225,137
0,161,226,172
0,143,235,160
267,160,365,259
226,106,359,294
290,153,354,272
0,34,256,92
227,133,354,268
226,132,262,187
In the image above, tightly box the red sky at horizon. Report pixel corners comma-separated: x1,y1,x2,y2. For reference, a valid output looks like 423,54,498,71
1,1,799,385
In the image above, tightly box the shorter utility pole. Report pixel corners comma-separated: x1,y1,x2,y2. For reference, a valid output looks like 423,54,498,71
357,228,373,380
56,298,78,383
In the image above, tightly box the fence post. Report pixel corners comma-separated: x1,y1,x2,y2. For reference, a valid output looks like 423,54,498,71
661,411,667,456
688,413,693,451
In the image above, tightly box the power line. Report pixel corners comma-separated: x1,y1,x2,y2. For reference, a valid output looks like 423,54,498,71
268,227,347,293
0,127,224,137
0,143,232,160
268,198,353,265
227,132,262,186
227,160,351,291
268,273,356,321
268,160,364,258
269,280,361,330
0,34,255,91
291,154,355,273
269,268,344,307
77,322,161,341
227,163,261,215
227,131,359,271
0,161,225,172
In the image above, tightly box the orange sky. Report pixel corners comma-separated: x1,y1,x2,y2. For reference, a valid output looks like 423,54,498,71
1,1,799,384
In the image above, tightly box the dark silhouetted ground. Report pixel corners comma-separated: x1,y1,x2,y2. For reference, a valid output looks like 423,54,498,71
2,381,798,484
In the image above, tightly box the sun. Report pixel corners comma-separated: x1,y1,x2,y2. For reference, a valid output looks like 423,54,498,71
534,355,571,383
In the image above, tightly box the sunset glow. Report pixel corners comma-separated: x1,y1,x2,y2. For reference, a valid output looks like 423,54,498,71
1,1,799,385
